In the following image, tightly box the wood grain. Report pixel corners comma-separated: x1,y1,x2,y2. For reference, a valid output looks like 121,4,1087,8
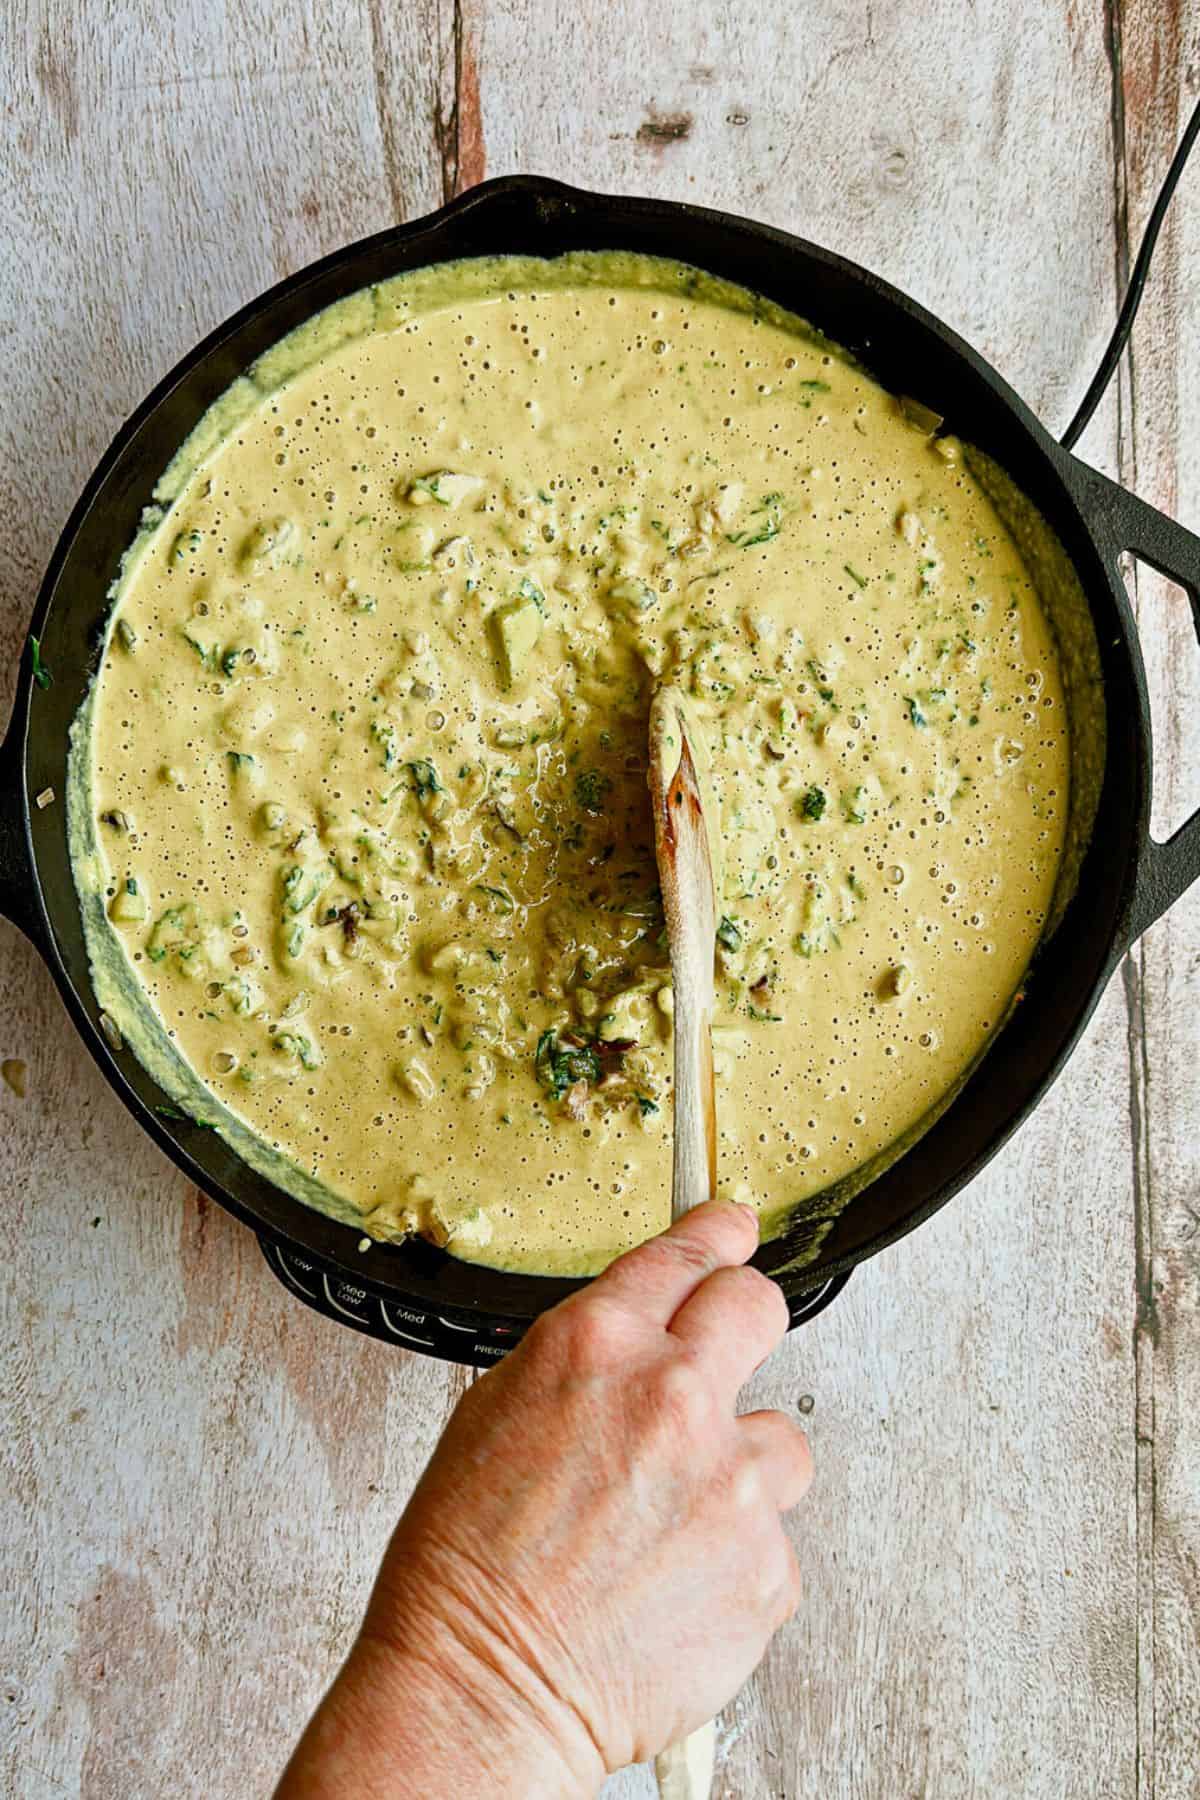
0,1,1196,1796
1102,6,1200,1797
0,5,467,1797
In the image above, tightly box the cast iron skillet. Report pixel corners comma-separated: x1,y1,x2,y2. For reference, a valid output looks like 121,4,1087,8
3,176,1199,1366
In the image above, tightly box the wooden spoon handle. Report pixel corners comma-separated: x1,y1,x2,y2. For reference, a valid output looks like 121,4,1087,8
661,736,717,1218
648,690,720,1799
671,992,716,1218
650,712,718,1217
654,1717,716,1798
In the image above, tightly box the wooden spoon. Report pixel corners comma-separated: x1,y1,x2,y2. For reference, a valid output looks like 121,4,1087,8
648,685,720,1219
647,684,720,1800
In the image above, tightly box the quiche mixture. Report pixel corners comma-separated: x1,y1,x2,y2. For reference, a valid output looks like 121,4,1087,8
71,253,1070,1275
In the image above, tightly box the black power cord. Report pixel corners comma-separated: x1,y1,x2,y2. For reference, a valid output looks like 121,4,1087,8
1061,95,1200,452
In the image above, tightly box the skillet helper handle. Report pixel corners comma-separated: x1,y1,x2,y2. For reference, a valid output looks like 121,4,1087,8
1077,463,1200,946
0,715,46,952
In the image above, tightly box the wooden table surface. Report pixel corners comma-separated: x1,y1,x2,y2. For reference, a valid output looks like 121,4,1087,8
2,3,1198,1795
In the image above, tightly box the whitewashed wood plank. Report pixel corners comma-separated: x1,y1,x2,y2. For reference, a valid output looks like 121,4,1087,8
1108,7,1200,1798
0,3,463,1796
1,1161,467,1797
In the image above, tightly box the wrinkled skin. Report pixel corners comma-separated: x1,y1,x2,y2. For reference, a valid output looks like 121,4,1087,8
276,1202,812,1798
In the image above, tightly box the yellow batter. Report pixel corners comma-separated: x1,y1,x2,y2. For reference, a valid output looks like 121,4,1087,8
71,253,1070,1275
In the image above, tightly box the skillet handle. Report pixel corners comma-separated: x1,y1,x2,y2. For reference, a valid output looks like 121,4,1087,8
0,713,47,952
1074,463,1200,947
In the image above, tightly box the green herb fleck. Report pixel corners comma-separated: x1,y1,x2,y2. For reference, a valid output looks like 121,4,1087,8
276,1030,320,1069
371,719,398,770
153,1103,215,1129
516,575,547,616
716,916,743,953
181,632,215,671
146,903,199,965
574,769,612,815
842,786,868,825
534,1028,632,1103
535,1029,602,1100
806,659,835,704
282,865,328,916
170,528,203,564
407,758,442,798
727,493,783,549
29,636,52,689
474,883,515,915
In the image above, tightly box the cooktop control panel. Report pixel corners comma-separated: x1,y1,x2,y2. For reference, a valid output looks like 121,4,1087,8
259,1234,850,1367
259,1236,525,1367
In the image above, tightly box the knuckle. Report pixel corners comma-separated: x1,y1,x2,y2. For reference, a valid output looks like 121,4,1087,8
650,1354,714,1437
732,1263,789,1328
517,1306,573,1372
533,1296,623,1373
518,1308,560,1362
645,1234,718,1284
731,1455,767,1515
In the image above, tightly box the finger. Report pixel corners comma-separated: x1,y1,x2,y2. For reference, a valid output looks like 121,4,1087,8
738,1409,813,1511
591,1201,760,1326
667,1263,789,1394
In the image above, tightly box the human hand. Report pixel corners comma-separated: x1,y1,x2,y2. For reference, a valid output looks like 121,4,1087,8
276,1201,811,1798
